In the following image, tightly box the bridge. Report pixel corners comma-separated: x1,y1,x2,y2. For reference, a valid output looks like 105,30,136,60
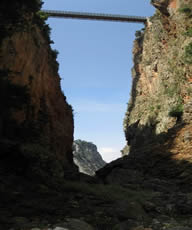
42,10,147,24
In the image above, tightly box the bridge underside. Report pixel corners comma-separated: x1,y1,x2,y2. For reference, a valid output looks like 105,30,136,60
42,10,147,24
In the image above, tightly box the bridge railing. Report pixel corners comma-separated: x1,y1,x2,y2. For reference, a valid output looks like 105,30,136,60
41,10,147,24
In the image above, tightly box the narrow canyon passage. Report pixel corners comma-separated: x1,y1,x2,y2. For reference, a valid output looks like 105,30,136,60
43,1,154,163
48,22,132,162
1,1,192,229
44,19,147,163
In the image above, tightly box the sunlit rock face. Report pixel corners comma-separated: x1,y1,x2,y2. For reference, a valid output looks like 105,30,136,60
151,0,191,15
0,0,76,180
123,0,192,158
73,140,106,176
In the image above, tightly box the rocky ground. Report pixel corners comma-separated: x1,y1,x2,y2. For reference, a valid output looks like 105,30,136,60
1,123,192,230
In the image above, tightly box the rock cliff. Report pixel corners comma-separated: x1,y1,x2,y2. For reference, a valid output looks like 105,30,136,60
0,0,76,181
73,140,106,176
1,0,192,229
97,0,192,228
123,0,192,158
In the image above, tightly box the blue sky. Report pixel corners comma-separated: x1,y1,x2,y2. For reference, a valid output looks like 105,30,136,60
42,0,155,162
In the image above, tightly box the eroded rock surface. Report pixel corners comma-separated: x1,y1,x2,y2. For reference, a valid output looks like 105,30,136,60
0,0,76,182
73,140,106,176
1,0,192,230
124,0,192,157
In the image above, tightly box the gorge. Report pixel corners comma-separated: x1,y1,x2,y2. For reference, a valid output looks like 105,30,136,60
0,0,192,229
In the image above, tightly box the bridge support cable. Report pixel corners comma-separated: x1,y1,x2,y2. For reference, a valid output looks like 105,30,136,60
41,10,147,24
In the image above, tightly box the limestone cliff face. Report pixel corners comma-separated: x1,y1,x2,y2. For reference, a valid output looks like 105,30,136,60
73,140,106,176
123,0,192,158
0,0,75,179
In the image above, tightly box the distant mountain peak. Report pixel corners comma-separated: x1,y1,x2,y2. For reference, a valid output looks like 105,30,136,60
73,140,106,176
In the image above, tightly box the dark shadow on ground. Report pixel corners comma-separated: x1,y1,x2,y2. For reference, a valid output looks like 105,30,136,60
0,121,192,229
97,121,192,191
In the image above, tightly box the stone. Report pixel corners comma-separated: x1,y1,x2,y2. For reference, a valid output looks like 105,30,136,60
183,131,192,142
73,140,106,176
167,228,192,230
54,219,95,230
53,227,69,230
12,217,29,228
132,227,152,230
114,200,147,221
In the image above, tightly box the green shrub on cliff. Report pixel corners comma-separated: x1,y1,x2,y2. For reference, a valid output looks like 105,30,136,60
179,6,192,17
51,49,59,59
49,49,59,73
36,11,48,21
183,28,192,37
184,42,192,63
34,10,53,44
168,103,183,119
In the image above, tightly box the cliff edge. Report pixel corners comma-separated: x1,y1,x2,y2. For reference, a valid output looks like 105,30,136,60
0,0,76,181
123,0,192,159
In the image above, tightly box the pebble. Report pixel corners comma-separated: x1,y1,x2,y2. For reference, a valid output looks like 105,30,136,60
54,227,69,230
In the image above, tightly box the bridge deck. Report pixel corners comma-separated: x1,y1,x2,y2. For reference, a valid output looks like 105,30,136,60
42,10,147,24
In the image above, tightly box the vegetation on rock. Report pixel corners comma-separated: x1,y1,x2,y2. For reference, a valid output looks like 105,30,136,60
169,103,184,119
1,0,192,229
183,27,192,37
184,42,192,63
179,5,192,17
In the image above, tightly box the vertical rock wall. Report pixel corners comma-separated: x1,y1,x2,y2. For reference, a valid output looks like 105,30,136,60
0,0,76,179
123,0,192,156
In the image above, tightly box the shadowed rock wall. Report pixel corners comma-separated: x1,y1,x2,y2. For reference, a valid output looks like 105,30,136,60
0,0,76,180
